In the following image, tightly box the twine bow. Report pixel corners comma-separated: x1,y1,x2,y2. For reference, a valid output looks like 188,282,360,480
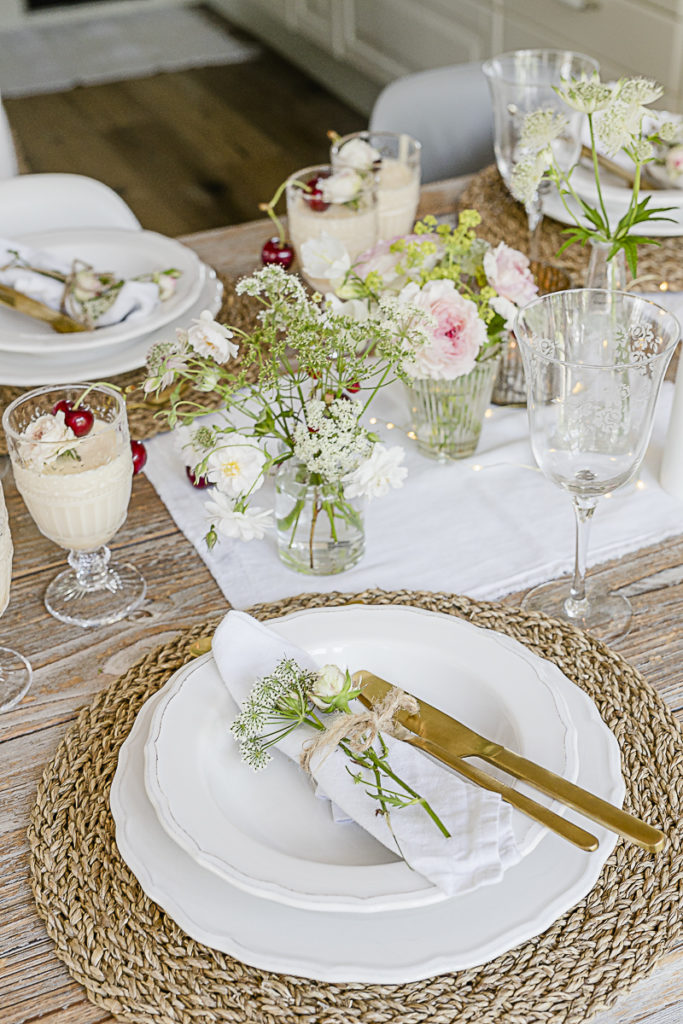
299,687,419,773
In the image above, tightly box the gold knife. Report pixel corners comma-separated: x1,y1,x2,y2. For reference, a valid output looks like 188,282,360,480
0,283,87,333
353,670,666,854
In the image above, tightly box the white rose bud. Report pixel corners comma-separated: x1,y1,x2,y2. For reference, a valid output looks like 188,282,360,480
321,169,363,204
310,664,347,708
337,137,382,171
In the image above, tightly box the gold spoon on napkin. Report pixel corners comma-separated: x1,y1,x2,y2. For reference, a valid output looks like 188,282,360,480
0,283,87,333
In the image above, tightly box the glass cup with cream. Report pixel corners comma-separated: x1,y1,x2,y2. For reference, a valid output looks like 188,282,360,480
330,130,421,240
0,480,31,710
3,383,146,628
285,162,378,291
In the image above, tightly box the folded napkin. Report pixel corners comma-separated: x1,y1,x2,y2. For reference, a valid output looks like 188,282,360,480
0,238,162,328
213,609,521,898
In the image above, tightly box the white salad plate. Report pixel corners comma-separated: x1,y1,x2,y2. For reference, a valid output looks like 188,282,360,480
0,267,222,386
111,607,624,983
143,605,580,914
0,227,205,352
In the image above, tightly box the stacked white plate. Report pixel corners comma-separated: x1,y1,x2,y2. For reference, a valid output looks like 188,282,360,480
110,604,625,983
0,227,224,385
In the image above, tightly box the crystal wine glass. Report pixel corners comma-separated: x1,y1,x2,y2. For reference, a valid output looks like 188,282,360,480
0,479,31,711
514,288,680,639
483,50,599,260
3,384,146,628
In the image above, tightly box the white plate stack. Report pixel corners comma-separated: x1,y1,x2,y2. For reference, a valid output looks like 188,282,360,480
110,604,625,983
0,227,224,385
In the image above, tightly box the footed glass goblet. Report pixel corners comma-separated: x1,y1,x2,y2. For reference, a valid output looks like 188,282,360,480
3,384,146,628
483,50,598,260
515,289,680,640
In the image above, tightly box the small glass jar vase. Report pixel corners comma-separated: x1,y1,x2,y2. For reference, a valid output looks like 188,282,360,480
584,239,627,291
405,357,500,462
274,459,364,575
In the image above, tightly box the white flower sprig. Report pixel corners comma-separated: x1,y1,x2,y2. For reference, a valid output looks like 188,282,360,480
230,657,450,839
510,72,678,274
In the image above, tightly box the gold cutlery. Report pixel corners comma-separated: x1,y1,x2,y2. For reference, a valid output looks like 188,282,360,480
353,670,666,854
580,144,662,191
0,283,87,333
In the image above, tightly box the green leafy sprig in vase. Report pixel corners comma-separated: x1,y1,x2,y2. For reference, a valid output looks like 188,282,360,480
510,73,679,279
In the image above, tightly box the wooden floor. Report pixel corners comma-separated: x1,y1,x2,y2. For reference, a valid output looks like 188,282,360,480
3,20,366,236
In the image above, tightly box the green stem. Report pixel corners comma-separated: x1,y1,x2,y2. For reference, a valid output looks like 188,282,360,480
588,114,611,234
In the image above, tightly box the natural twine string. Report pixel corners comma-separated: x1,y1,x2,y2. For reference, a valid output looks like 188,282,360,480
27,589,683,1024
299,687,418,773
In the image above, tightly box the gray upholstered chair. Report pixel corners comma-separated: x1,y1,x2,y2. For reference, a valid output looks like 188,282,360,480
369,62,494,183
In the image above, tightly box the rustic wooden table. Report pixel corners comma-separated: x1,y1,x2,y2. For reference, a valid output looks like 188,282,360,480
1,180,682,1024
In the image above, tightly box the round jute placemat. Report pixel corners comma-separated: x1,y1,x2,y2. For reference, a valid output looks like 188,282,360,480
458,165,683,292
28,589,683,1024
0,272,262,456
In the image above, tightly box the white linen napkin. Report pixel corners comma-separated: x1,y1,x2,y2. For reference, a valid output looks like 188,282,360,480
213,609,521,898
0,238,161,327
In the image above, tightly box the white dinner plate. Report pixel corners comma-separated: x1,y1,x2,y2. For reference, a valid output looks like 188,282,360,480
542,161,683,236
111,622,624,982
143,606,579,913
0,267,222,386
0,228,205,352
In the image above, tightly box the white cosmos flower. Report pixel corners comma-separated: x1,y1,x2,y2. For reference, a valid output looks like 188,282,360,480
205,491,272,541
321,168,364,204
336,137,381,170
300,231,351,286
342,444,407,500
20,411,76,469
206,433,266,497
186,310,238,363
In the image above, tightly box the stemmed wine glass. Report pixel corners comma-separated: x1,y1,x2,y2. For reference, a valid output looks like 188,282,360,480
483,50,599,260
514,288,680,640
3,384,146,628
0,480,32,711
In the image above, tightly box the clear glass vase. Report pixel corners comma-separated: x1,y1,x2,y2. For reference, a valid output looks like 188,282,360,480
584,240,627,290
405,358,500,461
274,459,364,575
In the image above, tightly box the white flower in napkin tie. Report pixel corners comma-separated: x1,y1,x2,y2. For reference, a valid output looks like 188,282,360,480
300,231,351,287
204,491,272,541
206,433,266,497
185,310,238,363
321,168,364,204
343,444,407,500
337,137,382,171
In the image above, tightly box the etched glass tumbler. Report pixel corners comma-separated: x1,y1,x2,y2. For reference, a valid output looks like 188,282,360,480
483,50,599,258
3,384,146,628
515,289,680,639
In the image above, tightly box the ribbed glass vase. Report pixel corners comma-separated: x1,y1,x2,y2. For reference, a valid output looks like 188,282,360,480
274,458,365,575
405,357,500,462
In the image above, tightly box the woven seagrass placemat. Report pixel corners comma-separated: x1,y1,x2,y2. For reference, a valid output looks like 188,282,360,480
458,165,683,292
0,272,262,455
28,589,683,1024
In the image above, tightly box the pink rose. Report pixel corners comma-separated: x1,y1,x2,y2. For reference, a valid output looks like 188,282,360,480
483,242,538,327
400,279,487,380
665,144,683,181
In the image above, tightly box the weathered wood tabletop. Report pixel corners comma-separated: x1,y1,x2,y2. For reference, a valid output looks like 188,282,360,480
1,179,682,1024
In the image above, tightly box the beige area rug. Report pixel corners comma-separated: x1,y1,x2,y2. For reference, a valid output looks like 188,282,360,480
0,4,260,98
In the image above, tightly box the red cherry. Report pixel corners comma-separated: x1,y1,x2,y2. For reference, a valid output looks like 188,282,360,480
131,439,147,475
346,381,361,394
261,236,295,269
51,399,72,416
186,466,209,488
65,406,94,437
305,175,328,213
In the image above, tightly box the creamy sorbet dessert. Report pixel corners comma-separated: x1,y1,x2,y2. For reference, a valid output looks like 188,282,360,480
376,158,421,239
287,166,377,291
0,485,12,616
13,419,133,551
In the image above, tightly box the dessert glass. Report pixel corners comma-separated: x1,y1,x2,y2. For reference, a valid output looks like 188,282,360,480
331,130,421,240
0,479,31,711
285,163,378,291
3,384,146,628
